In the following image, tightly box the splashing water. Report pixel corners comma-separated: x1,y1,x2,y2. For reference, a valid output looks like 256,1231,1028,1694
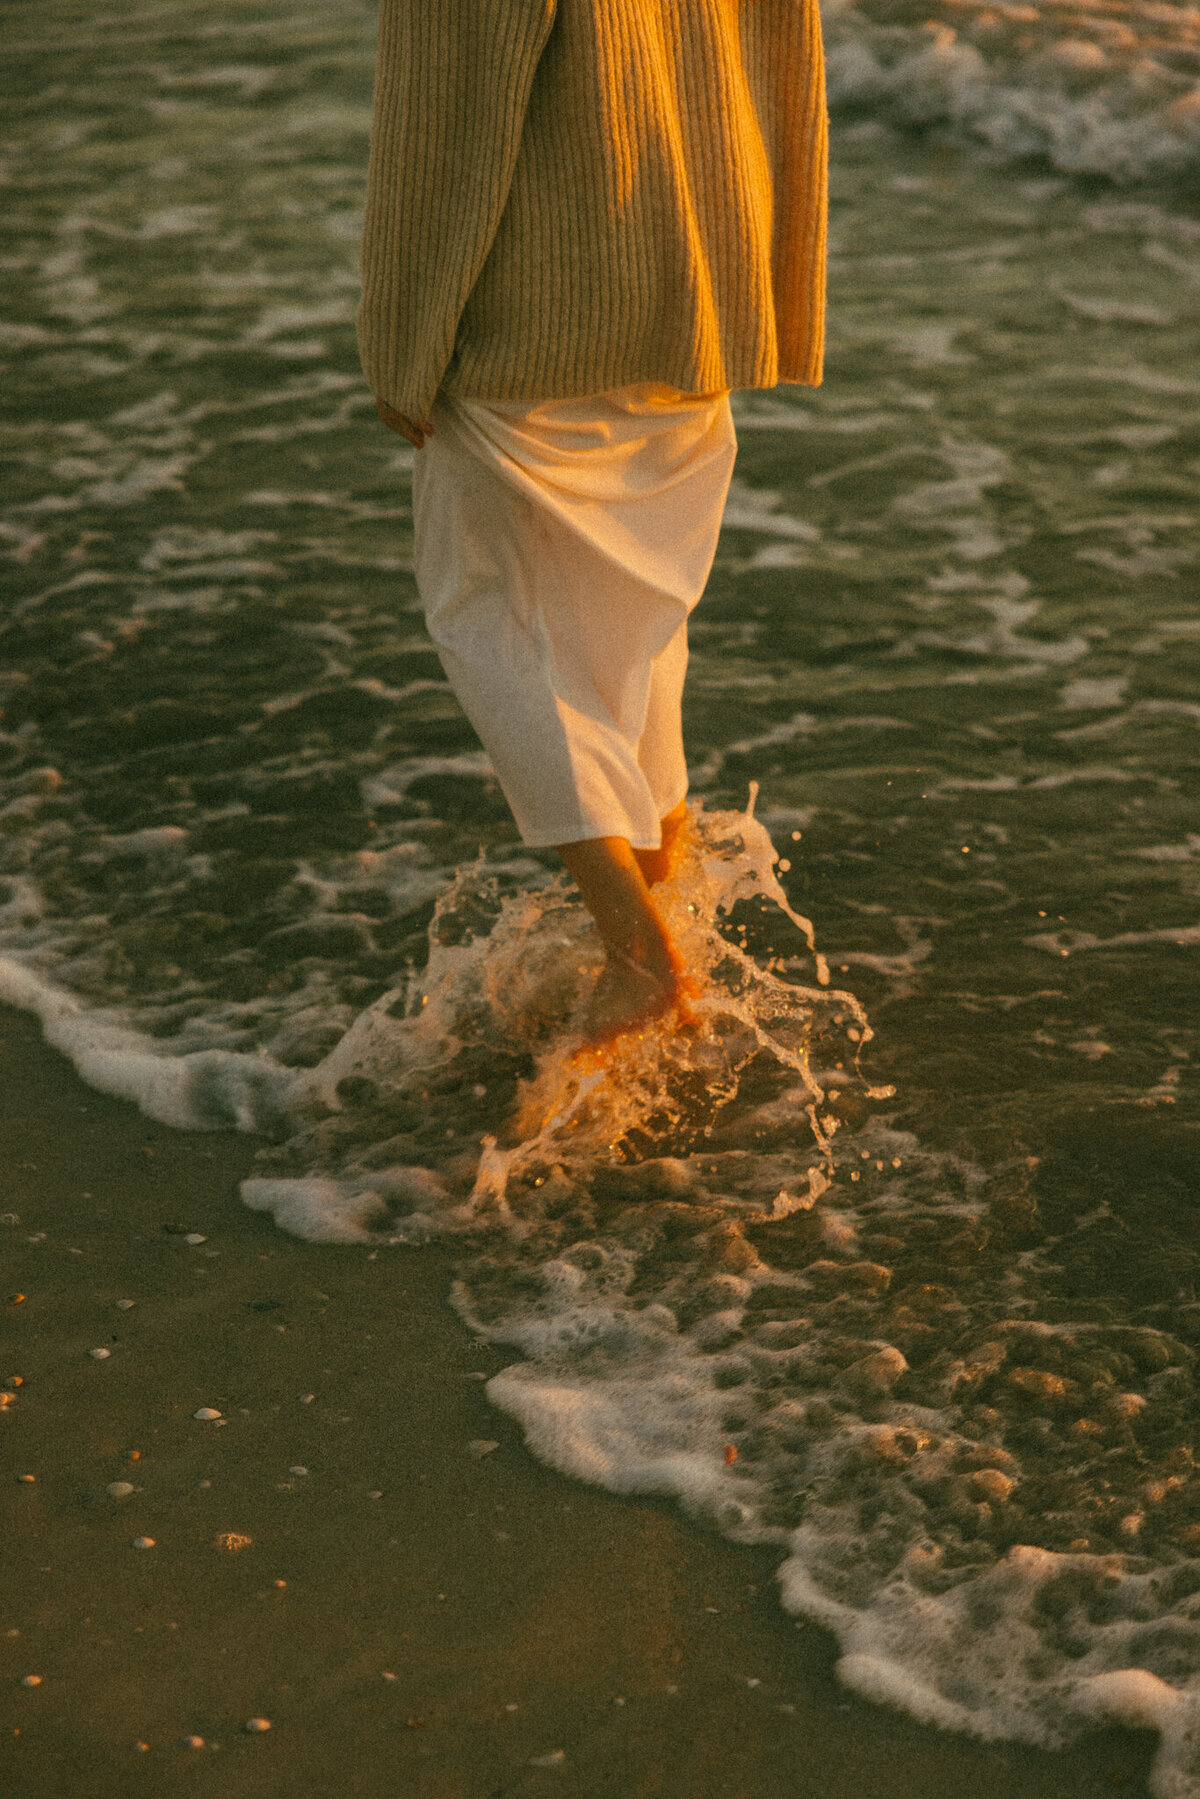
245,798,876,1242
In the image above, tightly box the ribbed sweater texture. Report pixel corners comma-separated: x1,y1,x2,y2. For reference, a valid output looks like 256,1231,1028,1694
357,0,828,420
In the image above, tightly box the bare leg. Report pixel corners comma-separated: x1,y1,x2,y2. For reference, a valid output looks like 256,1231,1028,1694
556,824,689,1040
632,798,689,888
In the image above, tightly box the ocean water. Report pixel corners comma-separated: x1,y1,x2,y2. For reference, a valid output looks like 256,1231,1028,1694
5,1,1200,1791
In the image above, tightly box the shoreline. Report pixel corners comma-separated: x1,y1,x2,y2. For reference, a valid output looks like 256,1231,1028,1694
0,1001,1156,1797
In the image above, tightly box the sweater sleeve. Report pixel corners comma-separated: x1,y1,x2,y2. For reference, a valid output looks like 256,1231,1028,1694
356,0,557,419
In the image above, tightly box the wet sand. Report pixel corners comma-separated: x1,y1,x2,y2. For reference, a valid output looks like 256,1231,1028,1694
0,1003,1155,1798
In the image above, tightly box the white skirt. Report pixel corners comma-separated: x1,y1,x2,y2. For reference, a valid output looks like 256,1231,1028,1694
411,382,737,849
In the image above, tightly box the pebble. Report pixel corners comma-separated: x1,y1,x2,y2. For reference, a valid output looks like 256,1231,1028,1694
132,1536,156,1550
106,1481,135,1499
288,1466,308,1477
181,1735,206,1750
89,1347,111,1360
18,1474,35,1484
185,1234,206,1246
244,1717,271,1734
115,1300,135,1311
382,1671,396,1682
466,1439,500,1459
21,1675,42,1688
529,1750,566,1769
299,1394,314,1405
193,1407,222,1422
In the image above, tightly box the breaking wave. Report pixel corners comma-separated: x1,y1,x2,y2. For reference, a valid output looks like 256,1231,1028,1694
827,0,1200,183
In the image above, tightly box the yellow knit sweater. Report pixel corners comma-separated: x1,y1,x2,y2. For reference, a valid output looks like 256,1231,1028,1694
357,0,827,420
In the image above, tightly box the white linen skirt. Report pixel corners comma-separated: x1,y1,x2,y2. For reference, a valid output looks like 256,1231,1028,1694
411,382,737,849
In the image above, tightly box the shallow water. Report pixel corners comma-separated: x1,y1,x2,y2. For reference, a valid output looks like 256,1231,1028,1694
5,2,1200,1793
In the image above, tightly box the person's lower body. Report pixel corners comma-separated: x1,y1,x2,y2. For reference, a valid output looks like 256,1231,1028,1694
411,380,737,1038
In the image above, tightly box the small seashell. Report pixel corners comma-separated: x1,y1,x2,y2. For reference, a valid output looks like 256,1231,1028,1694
466,1439,500,1459
115,1299,135,1310
529,1749,566,1769
213,1532,252,1553
89,1347,111,1360
244,1716,271,1733
107,1481,135,1499
181,1735,206,1749
193,1407,221,1421
18,1474,35,1484
299,1393,314,1404
184,1234,206,1246
288,1466,308,1477
132,1536,156,1550
21,1675,42,1688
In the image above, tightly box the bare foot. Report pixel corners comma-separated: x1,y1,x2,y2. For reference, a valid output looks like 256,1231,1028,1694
583,947,685,1044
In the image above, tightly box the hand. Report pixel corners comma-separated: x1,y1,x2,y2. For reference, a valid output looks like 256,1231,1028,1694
375,397,434,449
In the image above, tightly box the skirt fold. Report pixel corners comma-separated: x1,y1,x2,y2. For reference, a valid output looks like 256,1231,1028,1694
412,382,736,848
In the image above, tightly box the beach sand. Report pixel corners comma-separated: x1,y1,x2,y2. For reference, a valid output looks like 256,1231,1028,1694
1,1003,1155,1798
